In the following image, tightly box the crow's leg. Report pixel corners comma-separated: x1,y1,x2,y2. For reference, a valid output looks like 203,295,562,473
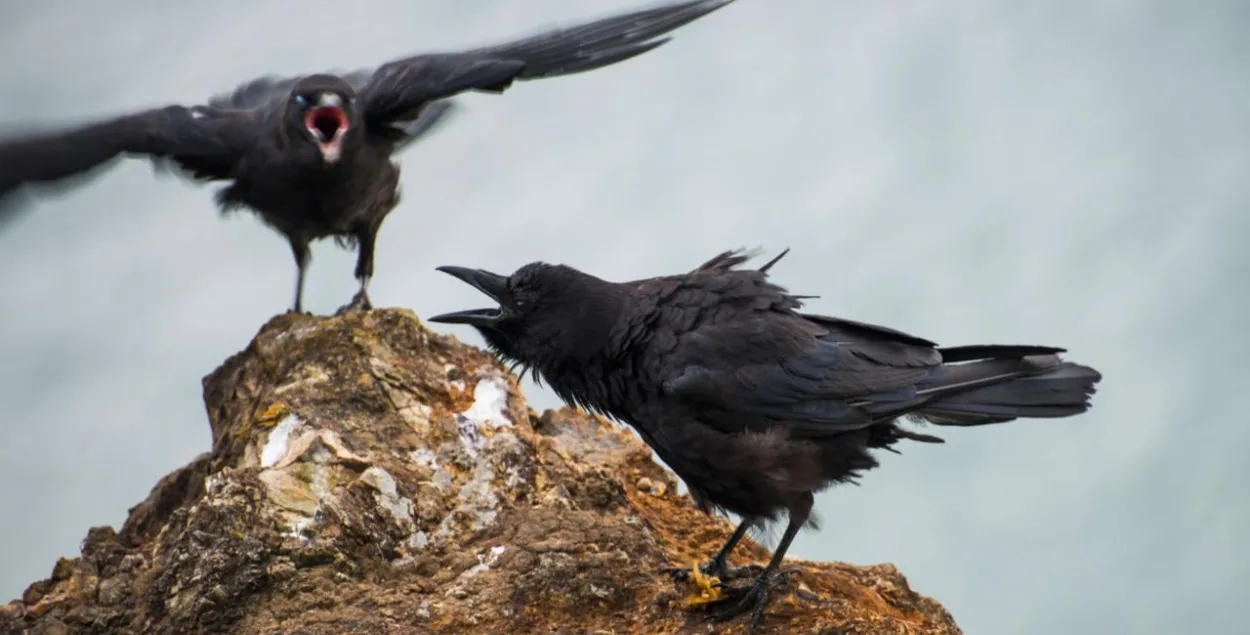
338,227,377,314
287,236,311,314
705,517,753,578
709,494,811,633
666,517,755,582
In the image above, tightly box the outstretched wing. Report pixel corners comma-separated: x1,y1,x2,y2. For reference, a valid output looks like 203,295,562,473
0,105,257,226
357,0,736,123
373,98,463,152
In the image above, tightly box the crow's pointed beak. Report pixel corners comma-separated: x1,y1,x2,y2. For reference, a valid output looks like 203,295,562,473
435,266,507,302
426,307,501,327
428,266,509,326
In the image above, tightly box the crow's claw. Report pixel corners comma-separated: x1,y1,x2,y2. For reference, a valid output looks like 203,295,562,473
665,560,726,607
663,559,758,584
334,289,373,316
706,566,799,633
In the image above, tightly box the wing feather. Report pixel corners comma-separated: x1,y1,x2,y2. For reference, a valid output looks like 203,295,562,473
0,106,256,221
660,309,944,437
357,0,735,123
649,249,1078,438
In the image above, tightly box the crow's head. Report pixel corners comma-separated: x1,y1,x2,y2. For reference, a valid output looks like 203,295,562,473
287,74,358,165
429,261,623,374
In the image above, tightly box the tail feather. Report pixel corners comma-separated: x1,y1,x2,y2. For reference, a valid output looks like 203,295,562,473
913,351,1102,426
936,344,1067,363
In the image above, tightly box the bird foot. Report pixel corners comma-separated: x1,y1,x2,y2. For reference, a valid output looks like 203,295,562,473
666,559,773,612
663,559,758,585
672,560,725,607
704,566,802,633
334,290,373,316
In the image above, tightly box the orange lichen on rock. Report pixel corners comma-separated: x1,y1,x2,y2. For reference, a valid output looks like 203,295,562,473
0,309,962,635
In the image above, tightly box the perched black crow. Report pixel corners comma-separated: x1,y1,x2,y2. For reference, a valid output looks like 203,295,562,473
0,0,738,313
429,248,1103,632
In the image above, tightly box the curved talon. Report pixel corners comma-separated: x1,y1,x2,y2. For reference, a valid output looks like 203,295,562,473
707,586,769,631
774,565,801,582
663,560,716,581
663,558,752,584
706,567,796,633
732,563,766,579
335,290,374,316
350,289,373,311
662,565,694,582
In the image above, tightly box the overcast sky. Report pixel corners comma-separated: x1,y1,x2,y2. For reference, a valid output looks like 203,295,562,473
0,1,1245,632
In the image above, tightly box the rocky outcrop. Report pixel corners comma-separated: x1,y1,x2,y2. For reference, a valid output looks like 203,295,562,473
1,309,962,635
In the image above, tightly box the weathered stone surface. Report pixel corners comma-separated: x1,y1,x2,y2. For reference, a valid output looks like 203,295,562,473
2,309,962,635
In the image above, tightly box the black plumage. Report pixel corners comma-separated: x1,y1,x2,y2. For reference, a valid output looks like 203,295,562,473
428,248,1103,632
0,0,738,313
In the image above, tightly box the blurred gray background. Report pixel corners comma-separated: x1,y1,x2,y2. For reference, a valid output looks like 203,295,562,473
1,0,1245,632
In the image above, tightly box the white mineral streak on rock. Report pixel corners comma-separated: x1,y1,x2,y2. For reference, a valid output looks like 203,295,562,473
261,414,302,468
424,374,525,546
409,448,440,469
463,545,507,579
455,376,512,460
458,377,512,429
361,466,416,532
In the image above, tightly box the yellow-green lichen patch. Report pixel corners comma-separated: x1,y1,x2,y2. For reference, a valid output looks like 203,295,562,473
680,561,725,607
255,402,290,428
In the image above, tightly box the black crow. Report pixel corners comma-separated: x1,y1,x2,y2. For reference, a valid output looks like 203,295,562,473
428,248,1102,632
0,0,738,313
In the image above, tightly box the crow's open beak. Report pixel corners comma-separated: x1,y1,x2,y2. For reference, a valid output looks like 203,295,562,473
426,307,502,327
428,266,508,326
305,94,350,164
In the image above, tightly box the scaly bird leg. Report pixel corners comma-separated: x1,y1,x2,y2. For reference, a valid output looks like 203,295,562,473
708,495,812,633
335,227,378,315
665,516,755,583
287,236,311,314
339,276,373,313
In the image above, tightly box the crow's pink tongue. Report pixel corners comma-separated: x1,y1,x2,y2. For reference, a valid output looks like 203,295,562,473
306,106,347,141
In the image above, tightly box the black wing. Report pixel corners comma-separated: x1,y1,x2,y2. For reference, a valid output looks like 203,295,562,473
0,105,258,225
371,98,462,152
661,312,944,437
655,248,945,437
357,0,736,123
659,250,1091,435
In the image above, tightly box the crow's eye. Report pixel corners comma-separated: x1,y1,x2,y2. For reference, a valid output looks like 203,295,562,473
294,95,308,108
509,283,531,311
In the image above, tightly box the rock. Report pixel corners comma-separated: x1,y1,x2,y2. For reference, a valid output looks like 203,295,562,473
0,309,962,635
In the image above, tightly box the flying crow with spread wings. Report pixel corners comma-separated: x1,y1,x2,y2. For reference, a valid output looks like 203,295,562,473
428,248,1103,633
0,0,738,313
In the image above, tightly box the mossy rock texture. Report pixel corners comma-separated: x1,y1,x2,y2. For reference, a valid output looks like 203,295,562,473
2,309,962,635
